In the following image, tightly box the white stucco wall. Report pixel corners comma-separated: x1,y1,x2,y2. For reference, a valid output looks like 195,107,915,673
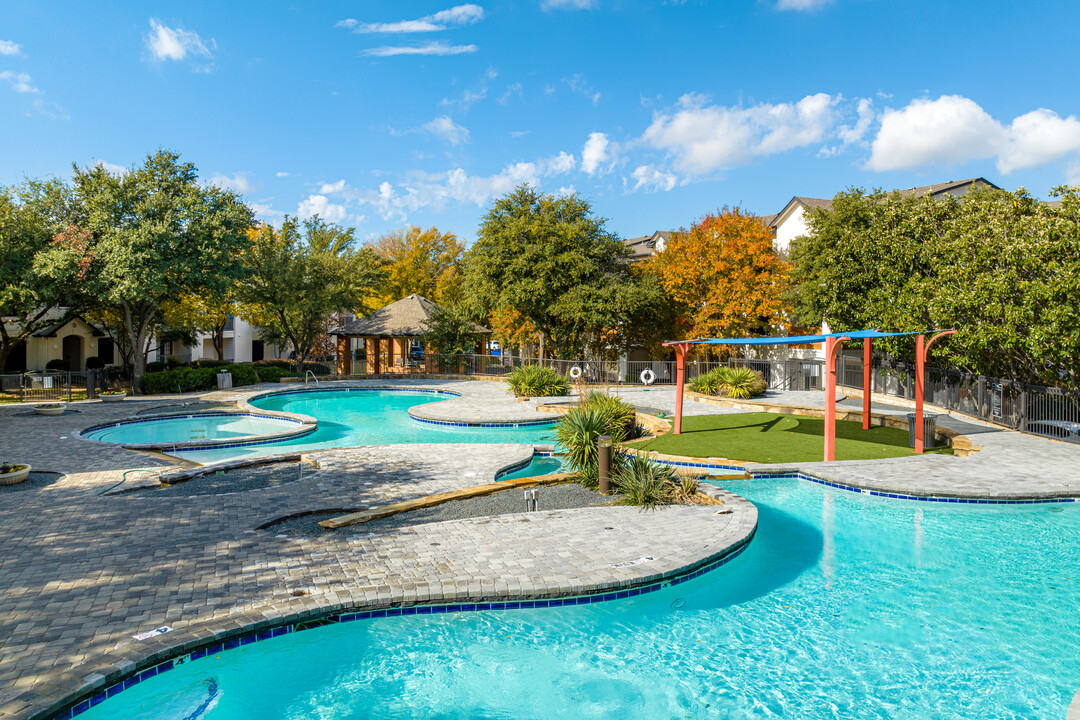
774,204,809,254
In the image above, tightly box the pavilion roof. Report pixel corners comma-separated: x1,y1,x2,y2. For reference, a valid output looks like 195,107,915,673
331,294,488,338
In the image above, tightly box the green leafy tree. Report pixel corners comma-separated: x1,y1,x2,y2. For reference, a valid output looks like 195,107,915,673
238,216,385,373
37,150,253,392
420,305,485,369
461,185,647,360
0,181,88,371
789,185,1080,388
368,226,465,306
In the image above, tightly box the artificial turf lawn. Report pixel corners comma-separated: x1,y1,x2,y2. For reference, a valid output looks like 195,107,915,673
634,412,953,463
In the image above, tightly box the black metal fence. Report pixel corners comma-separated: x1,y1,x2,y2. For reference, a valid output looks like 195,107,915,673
836,355,1080,443
0,370,90,403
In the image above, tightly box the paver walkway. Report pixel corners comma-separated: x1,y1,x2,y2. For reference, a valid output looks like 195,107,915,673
2,378,1077,719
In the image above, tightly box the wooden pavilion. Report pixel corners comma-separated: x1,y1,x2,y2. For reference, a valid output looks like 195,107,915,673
331,294,489,375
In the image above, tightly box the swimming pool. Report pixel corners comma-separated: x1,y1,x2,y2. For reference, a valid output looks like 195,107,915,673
82,414,303,446
71,477,1080,719
171,389,557,463
496,454,567,480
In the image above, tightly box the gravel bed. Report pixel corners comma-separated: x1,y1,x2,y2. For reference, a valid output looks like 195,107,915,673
131,461,308,497
0,472,65,493
267,482,614,538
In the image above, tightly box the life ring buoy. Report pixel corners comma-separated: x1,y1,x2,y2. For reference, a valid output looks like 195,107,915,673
569,366,583,379
640,368,657,386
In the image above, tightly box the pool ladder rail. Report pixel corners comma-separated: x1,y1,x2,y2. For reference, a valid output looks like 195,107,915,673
305,370,319,386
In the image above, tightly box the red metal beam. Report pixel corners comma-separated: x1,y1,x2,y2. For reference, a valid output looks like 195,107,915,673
862,337,873,430
914,330,957,453
824,335,850,462
667,342,691,434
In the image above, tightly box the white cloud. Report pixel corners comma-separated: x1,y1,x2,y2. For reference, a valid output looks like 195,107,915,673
338,4,484,33
145,19,214,62
312,151,577,222
319,179,347,194
0,70,38,94
836,97,875,145
423,116,470,145
867,96,1004,172
541,0,596,10
998,109,1080,174
32,99,66,119
95,160,128,175
362,41,477,57
642,92,838,176
563,73,601,105
1068,161,1080,186
581,132,612,175
630,165,678,193
0,40,22,56
776,0,831,10
297,194,347,222
555,185,577,196
208,172,253,195
276,171,290,177
497,82,523,105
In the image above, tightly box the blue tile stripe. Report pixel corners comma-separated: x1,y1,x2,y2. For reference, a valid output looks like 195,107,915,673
734,471,1077,505
255,386,462,400
50,536,752,719
410,415,557,429
81,412,305,437
648,457,746,473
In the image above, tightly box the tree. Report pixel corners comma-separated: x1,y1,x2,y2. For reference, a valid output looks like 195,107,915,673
238,216,385,373
789,185,1080,388
0,181,88,372
420,305,483,369
368,226,465,306
651,209,792,343
461,185,646,360
37,150,254,392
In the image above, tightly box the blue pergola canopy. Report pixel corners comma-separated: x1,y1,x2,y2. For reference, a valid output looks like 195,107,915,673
668,330,927,346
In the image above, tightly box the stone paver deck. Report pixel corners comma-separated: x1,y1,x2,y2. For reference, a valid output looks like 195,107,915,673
0,384,756,720
2,378,1078,719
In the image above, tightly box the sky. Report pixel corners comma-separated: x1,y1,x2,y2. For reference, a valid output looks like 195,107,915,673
3,0,1080,243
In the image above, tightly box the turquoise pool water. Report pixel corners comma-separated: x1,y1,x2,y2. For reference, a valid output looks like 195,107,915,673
75,478,1080,719
496,455,567,480
83,414,300,445
172,390,556,464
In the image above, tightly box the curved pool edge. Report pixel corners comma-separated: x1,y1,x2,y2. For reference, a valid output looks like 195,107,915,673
79,410,319,453
34,488,757,720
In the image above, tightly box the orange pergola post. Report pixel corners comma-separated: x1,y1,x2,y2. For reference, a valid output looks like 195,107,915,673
914,330,957,453
671,342,691,435
862,337,873,430
824,335,849,462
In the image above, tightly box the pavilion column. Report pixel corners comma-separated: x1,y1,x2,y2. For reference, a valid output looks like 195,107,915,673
366,337,379,374
336,335,351,376
913,330,957,454
672,343,690,435
824,336,849,462
862,338,873,430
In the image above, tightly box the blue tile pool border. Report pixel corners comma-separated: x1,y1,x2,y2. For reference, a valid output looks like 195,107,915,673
409,414,557,429
723,471,1078,505
48,532,754,719
81,411,306,437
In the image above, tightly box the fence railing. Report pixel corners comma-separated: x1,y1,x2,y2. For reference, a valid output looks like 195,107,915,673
0,370,90,403
835,355,1080,443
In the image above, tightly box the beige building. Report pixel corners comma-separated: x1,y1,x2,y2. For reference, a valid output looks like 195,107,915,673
2,312,117,373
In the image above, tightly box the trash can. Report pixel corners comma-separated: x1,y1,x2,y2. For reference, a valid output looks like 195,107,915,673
216,371,233,390
907,412,938,449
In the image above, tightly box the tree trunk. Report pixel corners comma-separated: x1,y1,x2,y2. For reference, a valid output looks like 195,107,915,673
537,331,547,367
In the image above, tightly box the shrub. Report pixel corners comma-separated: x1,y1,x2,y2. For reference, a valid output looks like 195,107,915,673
688,366,766,399
555,391,637,481
506,365,570,397
46,359,69,371
251,364,292,383
85,356,105,370
612,453,676,510
252,359,331,376
190,359,230,369
139,363,259,394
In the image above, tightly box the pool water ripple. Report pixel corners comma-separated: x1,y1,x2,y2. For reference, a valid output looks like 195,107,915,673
74,477,1080,719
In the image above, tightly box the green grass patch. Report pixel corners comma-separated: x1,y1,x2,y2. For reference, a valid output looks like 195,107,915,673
634,412,953,463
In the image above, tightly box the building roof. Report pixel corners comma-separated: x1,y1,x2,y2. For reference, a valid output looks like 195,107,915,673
31,314,105,338
331,294,488,337
623,230,673,261
768,178,1003,230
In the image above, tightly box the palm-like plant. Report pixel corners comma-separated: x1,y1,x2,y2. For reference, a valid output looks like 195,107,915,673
506,365,570,397
612,453,676,510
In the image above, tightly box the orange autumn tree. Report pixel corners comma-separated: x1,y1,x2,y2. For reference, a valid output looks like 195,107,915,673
652,209,791,343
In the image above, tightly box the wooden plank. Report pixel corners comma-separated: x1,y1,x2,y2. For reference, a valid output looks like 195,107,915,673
318,472,578,529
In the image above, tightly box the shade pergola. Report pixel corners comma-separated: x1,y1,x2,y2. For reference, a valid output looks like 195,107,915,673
331,294,489,375
663,329,956,461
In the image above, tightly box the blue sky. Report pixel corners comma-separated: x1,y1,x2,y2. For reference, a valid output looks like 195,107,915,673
2,1,1080,242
